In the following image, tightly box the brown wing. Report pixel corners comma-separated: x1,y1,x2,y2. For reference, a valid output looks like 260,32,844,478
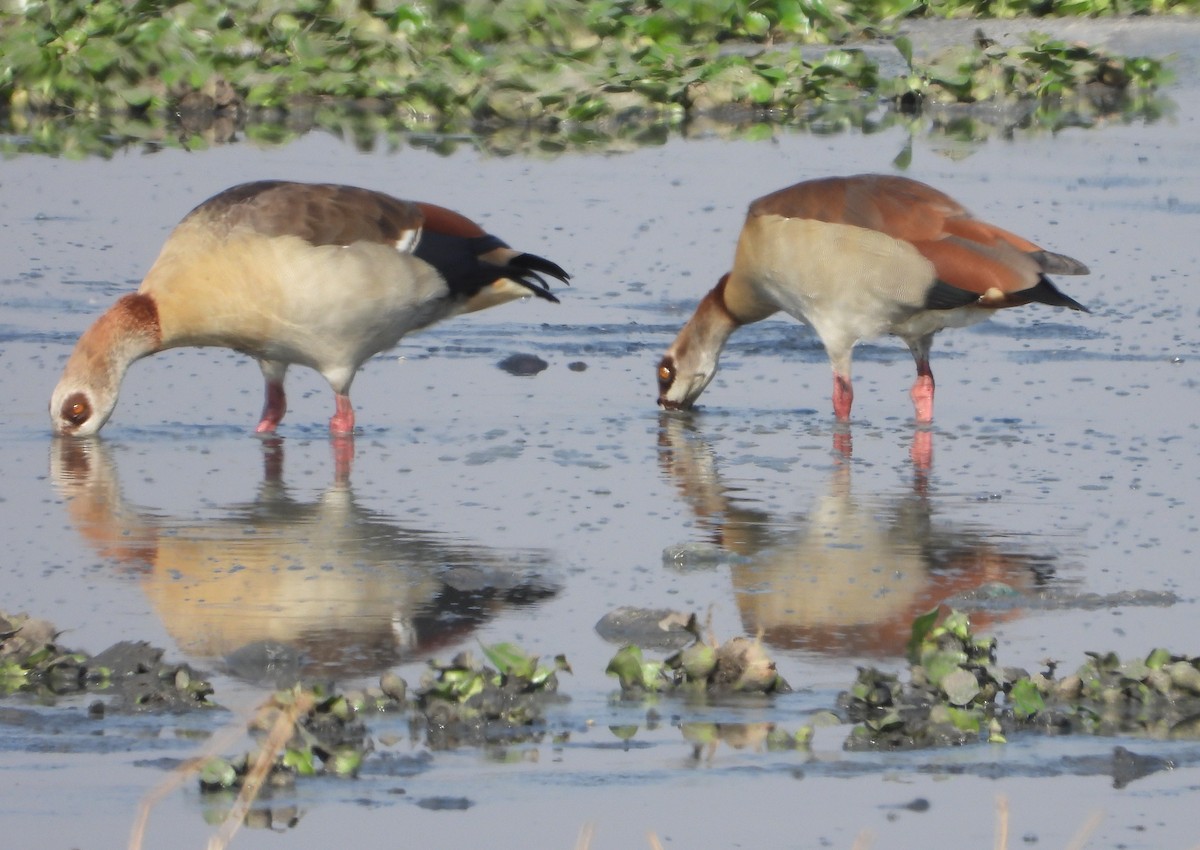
750,174,1088,307
415,202,488,239
185,181,425,248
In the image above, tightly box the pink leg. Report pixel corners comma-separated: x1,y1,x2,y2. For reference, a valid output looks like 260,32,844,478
909,360,935,424
255,380,287,433
329,393,356,435
833,373,854,422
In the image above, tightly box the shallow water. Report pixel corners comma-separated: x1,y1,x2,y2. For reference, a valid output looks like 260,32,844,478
5,23,1200,850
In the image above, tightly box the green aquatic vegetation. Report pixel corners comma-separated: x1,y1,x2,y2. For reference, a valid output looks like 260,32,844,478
918,0,1200,16
415,643,571,748
0,609,213,708
200,681,389,793
0,0,1175,157
0,624,570,791
607,644,670,693
607,615,792,697
894,30,1168,105
844,607,1200,750
419,642,569,704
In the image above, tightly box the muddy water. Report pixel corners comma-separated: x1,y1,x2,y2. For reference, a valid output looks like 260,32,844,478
5,24,1200,850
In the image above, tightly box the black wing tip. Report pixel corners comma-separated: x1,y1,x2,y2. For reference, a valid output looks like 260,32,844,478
510,269,562,304
512,252,571,285
1031,277,1090,313
507,252,569,304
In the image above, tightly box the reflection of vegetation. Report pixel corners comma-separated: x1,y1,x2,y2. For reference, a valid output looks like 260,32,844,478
894,30,1167,107
0,0,1174,158
680,720,813,757
920,0,1197,16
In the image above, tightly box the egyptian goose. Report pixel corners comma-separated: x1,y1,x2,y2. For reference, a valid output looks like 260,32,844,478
50,180,569,436
656,174,1089,422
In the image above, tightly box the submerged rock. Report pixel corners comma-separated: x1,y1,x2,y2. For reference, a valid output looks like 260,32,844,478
595,607,695,650
497,353,549,376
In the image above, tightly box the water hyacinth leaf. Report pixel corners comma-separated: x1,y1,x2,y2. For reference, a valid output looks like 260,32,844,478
945,705,982,732
641,660,665,689
0,660,27,689
22,646,54,667
747,77,775,104
941,668,981,706
1167,662,1200,694
481,642,537,681
1146,648,1172,670
326,695,351,720
678,642,717,681
1121,658,1151,682
800,0,844,29
528,663,557,688
866,709,904,732
329,747,363,777
743,11,770,37
1010,678,1045,719
199,758,238,789
923,649,968,688
756,65,789,86
972,637,997,661
606,645,649,690
283,747,317,776
942,610,972,641
78,42,118,76
906,606,941,662
1087,651,1123,672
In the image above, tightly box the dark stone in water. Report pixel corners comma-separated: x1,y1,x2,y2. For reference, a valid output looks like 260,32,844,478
88,641,163,677
417,796,474,811
497,353,548,376
595,606,695,651
222,641,304,686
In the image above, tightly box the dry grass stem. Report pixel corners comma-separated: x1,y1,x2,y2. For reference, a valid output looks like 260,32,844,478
996,794,1010,850
1063,810,1104,850
128,719,250,850
574,822,596,850
850,830,874,850
207,691,313,850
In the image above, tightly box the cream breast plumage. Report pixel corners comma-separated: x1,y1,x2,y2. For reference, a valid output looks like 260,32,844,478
657,173,1088,422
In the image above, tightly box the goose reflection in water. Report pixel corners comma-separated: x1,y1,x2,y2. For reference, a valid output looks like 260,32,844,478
50,437,557,683
658,416,1055,657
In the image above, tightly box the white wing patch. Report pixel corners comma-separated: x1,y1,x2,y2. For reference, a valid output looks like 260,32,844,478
394,226,422,255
